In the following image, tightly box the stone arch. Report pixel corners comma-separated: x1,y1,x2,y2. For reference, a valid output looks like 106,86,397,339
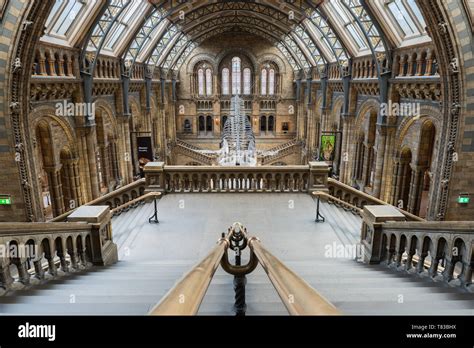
186,53,219,74
30,108,80,219
354,99,380,132
330,95,345,131
353,100,378,187
257,53,287,74
216,48,259,72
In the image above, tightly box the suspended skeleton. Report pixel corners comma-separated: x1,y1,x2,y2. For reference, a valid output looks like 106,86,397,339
218,95,256,166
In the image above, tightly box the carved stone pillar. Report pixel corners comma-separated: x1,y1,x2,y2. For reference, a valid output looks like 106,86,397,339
406,57,414,76
390,160,402,205
86,129,100,199
407,166,423,214
58,59,65,76
45,166,65,216
47,56,57,76
39,58,47,76
67,59,74,77
361,144,371,187
373,126,387,198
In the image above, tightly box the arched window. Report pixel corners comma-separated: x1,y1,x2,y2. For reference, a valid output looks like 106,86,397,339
232,57,241,95
206,69,212,96
222,68,229,95
261,69,267,95
268,69,275,95
243,68,251,95
268,115,274,132
184,119,192,133
206,115,213,132
221,115,228,131
198,69,204,96
260,116,267,132
199,116,205,132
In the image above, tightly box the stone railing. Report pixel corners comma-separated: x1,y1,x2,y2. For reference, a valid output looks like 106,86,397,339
144,162,329,193
0,206,118,294
360,205,473,289
50,179,146,222
174,139,215,165
328,178,423,221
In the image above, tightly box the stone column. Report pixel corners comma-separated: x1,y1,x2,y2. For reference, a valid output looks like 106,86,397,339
86,128,100,199
361,143,370,187
373,125,387,198
39,57,47,76
407,166,423,214
415,57,424,76
398,56,406,76
406,56,414,76
339,115,354,183
100,145,110,189
120,117,134,183
72,159,83,205
111,142,120,184
58,59,65,76
67,59,74,77
390,160,402,205
45,166,65,216
47,56,57,76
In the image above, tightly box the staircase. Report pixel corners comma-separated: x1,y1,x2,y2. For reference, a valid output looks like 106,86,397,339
260,139,301,165
173,139,215,165
0,194,472,315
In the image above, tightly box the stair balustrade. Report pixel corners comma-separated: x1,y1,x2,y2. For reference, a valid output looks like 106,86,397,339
50,178,146,222
360,205,474,288
327,178,423,221
0,206,118,293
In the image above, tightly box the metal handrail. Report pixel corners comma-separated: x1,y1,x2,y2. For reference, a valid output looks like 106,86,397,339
247,235,340,316
313,191,363,215
110,192,161,215
149,232,230,315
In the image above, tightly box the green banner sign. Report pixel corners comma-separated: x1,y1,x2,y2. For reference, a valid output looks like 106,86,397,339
0,195,11,205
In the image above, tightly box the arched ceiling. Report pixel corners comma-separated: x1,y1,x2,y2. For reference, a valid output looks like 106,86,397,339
42,0,430,78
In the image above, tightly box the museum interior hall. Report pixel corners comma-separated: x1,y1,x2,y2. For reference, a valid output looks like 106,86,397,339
0,0,472,316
